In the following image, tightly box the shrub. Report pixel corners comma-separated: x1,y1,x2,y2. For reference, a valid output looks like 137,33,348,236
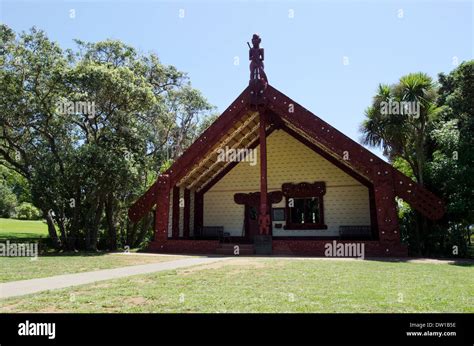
15,202,42,220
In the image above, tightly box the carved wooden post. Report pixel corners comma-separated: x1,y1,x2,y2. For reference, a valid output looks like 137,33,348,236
258,111,270,235
194,192,203,237
172,186,180,239
183,188,190,238
154,174,171,244
373,165,401,255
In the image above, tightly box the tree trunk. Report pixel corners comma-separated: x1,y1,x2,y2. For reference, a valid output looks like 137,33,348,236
413,212,422,256
133,212,153,248
45,210,61,249
127,220,139,248
105,193,117,251
67,183,81,250
420,214,429,256
414,140,426,255
87,195,104,251
57,216,68,250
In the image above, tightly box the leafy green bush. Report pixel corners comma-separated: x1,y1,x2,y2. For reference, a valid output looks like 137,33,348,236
15,202,42,220
0,183,17,218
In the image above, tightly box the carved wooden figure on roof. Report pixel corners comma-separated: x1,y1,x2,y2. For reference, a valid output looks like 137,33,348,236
248,34,268,85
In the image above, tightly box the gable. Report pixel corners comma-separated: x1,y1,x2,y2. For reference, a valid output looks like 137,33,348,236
129,84,444,223
212,130,365,191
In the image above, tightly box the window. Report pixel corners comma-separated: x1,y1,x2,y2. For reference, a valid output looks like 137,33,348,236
272,208,285,222
289,197,321,224
282,182,327,230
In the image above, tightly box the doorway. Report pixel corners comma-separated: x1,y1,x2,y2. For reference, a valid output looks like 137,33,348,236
234,191,283,241
245,204,260,240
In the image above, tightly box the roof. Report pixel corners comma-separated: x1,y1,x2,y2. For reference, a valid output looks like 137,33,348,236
128,83,444,223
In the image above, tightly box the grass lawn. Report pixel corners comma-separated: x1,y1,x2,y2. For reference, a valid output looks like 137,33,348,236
1,257,472,313
0,253,188,283
0,218,48,239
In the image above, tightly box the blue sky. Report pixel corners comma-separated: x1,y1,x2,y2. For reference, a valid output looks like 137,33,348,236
1,0,473,159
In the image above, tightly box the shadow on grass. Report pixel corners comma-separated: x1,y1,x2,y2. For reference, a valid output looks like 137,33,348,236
0,233,47,240
447,261,474,267
41,251,110,258
364,257,474,267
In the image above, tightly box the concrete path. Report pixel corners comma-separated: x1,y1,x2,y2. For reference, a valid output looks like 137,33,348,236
0,256,230,299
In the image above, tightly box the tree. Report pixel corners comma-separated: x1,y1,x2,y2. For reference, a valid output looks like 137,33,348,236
424,61,474,256
361,73,441,185
360,73,442,254
0,25,68,247
0,25,214,251
360,63,474,257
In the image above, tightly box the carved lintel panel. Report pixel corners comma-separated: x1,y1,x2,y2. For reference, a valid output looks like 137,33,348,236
234,191,283,207
282,182,326,198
